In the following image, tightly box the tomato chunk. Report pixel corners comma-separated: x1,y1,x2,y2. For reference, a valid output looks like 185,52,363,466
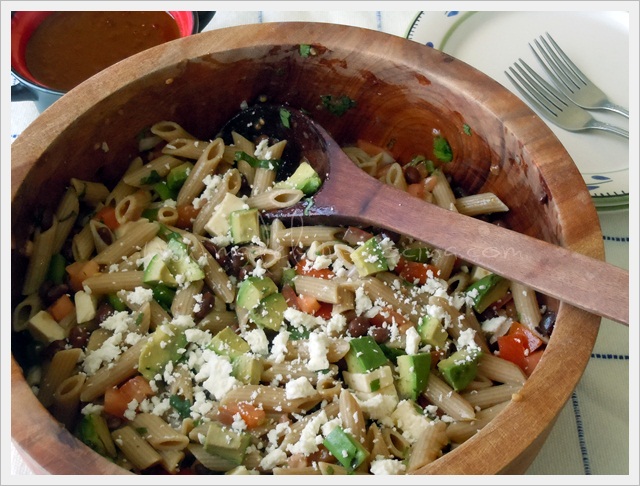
394,257,440,284
497,334,528,371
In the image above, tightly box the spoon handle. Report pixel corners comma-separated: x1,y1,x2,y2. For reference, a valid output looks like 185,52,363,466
341,180,629,325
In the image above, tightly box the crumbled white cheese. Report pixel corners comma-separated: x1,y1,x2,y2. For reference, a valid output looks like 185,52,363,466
285,376,316,400
404,326,421,355
244,328,269,355
370,457,407,475
260,448,287,470
307,331,330,371
270,330,290,364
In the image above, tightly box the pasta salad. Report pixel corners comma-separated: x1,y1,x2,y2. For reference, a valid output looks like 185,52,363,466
13,110,555,475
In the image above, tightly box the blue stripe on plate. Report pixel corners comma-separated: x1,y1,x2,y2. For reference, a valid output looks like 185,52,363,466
376,11,382,31
603,235,630,242
591,353,630,360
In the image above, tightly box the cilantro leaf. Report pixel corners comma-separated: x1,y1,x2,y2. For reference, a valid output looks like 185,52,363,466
463,124,472,136
433,136,453,162
320,95,356,117
299,44,312,57
280,108,291,128
140,169,162,185
234,151,282,170
169,394,192,419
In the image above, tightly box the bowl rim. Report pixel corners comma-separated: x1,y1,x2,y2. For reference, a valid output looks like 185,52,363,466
10,22,603,475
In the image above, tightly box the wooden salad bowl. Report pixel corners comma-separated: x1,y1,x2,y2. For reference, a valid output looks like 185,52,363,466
11,22,603,475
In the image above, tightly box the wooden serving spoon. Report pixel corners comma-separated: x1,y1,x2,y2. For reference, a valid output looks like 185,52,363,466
220,105,629,325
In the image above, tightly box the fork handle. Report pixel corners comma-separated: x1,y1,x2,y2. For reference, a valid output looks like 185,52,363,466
601,101,629,118
589,120,629,139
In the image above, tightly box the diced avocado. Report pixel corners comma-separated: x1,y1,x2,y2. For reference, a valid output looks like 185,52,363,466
76,413,117,458
166,162,193,191
210,327,251,360
344,336,389,373
152,283,176,311
165,238,205,282
469,265,492,282
323,426,369,473
232,354,264,385
236,276,278,310
395,353,431,400
466,274,510,313
229,208,260,244
27,310,66,344
143,254,178,287
343,365,394,393
138,324,187,380
417,315,448,349
204,422,251,465
204,192,247,237
379,343,407,363
437,347,483,391
273,161,322,195
249,292,287,331
351,237,388,277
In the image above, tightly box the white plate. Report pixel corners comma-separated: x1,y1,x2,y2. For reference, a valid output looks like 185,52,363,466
406,11,629,208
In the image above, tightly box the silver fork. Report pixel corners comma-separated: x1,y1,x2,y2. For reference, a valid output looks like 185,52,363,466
530,33,629,117
505,60,629,138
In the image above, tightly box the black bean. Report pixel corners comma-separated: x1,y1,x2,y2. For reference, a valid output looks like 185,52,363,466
536,310,557,338
288,246,306,267
194,290,215,320
96,226,113,245
404,165,422,184
369,326,390,343
42,339,67,361
96,302,115,324
68,325,91,349
347,316,371,338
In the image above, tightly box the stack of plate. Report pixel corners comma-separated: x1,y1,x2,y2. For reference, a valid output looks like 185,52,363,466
406,11,630,211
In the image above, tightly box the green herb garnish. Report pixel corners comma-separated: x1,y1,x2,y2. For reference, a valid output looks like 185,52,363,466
140,169,162,185
433,135,453,162
234,151,282,170
463,124,472,136
320,95,356,116
299,44,312,57
169,395,192,419
280,108,291,128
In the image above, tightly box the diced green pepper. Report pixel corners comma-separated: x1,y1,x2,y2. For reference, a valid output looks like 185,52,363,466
323,426,369,472
47,253,67,285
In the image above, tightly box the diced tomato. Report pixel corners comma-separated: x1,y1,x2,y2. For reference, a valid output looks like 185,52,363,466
295,258,334,280
296,293,321,315
356,139,394,162
48,294,75,322
94,205,120,231
66,259,101,292
523,349,544,377
370,306,414,334
406,183,425,199
497,334,528,371
341,226,374,246
175,204,200,229
281,284,299,309
508,322,544,353
314,302,333,320
104,376,153,419
394,257,440,284
217,402,266,429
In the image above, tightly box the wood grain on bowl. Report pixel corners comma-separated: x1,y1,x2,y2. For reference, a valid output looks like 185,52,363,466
11,22,603,475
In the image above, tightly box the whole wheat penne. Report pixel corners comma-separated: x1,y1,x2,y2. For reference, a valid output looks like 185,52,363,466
112,425,162,470
162,138,207,159
247,188,304,210
423,373,475,421
477,353,527,385
454,193,509,216
150,120,196,141
22,219,58,295
177,138,225,206
51,373,86,430
93,220,160,265
461,383,523,409
123,154,183,188
445,401,510,443
130,413,189,450
38,347,83,408
52,187,79,253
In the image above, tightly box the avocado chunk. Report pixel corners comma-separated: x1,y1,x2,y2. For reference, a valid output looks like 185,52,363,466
232,354,264,385
143,254,178,287
249,292,287,331
344,336,389,373
138,324,187,380
165,238,205,282
437,347,482,391
343,364,394,393
166,161,194,191
229,208,260,244
466,274,510,314
351,237,388,277
76,413,117,458
210,327,251,360
395,353,431,400
236,276,278,310
204,422,251,465
417,315,448,349
273,161,322,195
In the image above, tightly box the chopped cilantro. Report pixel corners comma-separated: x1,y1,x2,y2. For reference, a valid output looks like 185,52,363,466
303,197,315,216
280,108,291,128
463,124,472,136
320,95,356,117
409,155,435,174
433,136,453,162
299,44,312,57
140,169,162,185
170,395,192,419
135,427,148,435
234,151,282,170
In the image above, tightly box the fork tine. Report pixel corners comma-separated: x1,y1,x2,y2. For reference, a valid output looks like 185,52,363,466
530,37,579,95
505,65,559,119
513,59,571,111
543,33,588,85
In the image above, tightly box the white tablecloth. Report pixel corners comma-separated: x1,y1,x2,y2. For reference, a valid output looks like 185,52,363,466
8,9,632,478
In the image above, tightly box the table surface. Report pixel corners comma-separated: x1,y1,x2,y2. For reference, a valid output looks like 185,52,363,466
8,9,633,478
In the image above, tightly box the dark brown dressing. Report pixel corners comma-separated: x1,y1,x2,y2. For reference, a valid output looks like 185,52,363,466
26,11,180,91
